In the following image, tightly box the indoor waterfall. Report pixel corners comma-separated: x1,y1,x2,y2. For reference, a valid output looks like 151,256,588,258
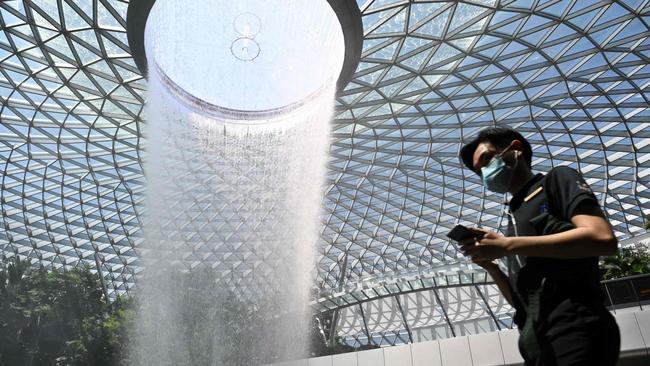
130,0,344,364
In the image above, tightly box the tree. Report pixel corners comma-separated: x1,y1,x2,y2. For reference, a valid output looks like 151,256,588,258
0,256,133,366
601,245,650,280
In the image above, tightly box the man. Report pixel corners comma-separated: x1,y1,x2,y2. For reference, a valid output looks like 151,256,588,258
458,128,620,365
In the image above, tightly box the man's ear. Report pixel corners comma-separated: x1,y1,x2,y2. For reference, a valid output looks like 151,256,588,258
511,139,523,151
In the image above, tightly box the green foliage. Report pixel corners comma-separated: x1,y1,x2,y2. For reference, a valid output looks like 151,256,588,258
602,245,650,280
645,214,650,231
0,256,133,366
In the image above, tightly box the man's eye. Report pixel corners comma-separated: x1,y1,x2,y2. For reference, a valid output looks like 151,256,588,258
483,155,494,165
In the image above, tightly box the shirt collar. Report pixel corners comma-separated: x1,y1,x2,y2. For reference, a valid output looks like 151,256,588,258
509,173,544,210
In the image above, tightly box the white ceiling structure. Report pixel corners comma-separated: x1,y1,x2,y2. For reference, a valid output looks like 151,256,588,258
1,0,649,346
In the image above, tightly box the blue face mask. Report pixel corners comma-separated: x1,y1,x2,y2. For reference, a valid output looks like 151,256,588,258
481,146,518,194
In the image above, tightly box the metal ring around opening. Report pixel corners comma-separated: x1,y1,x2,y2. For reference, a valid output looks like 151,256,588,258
152,61,333,122
126,0,362,93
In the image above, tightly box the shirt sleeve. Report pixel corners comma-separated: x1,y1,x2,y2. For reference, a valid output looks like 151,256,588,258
544,166,599,220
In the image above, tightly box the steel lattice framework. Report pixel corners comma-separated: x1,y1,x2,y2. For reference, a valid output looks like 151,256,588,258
1,0,649,347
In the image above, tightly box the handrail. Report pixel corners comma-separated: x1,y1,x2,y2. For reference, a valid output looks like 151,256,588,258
600,273,650,313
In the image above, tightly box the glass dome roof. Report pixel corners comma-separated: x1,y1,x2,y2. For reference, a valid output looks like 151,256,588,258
1,0,649,346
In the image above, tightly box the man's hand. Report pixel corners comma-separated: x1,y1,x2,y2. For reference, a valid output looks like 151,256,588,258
457,227,505,268
457,227,489,253
456,227,514,306
464,231,511,261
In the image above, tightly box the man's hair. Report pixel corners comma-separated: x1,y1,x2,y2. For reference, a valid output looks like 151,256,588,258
460,127,533,174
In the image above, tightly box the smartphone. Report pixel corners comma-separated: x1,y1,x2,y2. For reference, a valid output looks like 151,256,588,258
447,225,482,242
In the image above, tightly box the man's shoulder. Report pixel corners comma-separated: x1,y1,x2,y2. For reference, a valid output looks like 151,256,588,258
546,165,580,177
544,166,584,185
545,165,595,197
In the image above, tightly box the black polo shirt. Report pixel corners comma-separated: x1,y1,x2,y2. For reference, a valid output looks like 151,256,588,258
508,166,602,293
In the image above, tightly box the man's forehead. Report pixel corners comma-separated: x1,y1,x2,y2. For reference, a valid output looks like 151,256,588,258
471,142,501,172
472,142,497,161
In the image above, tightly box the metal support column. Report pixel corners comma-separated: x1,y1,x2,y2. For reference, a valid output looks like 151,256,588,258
474,284,504,330
358,303,373,345
395,295,414,343
603,283,616,313
432,287,456,337
329,254,349,346
93,253,110,301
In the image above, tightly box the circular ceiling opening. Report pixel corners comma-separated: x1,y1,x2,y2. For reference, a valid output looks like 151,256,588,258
144,0,346,115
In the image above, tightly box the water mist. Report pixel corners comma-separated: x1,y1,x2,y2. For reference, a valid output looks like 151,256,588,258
131,1,344,365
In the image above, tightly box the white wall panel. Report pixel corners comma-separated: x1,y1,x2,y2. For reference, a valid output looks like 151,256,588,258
357,348,383,366
469,332,505,366
497,329,523,366
615,312,647,356
439,336,472,366
384,344,412,366
309,356,333,366
411,340,442,366
268,360,308,366
332,352,357,366
633,309,650,353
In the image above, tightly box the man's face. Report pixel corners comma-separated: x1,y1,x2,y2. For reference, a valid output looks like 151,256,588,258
472,142,502,174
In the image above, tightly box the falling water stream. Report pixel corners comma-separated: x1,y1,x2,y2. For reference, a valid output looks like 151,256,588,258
131,0,343,365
